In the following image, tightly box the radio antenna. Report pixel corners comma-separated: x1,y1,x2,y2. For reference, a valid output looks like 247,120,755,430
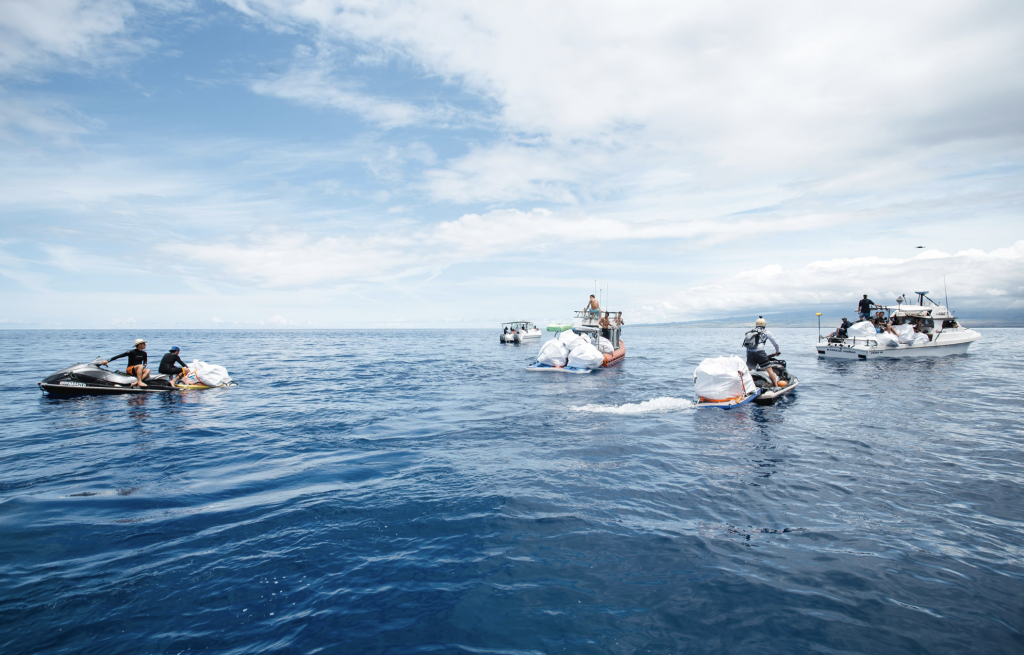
944,275,949,310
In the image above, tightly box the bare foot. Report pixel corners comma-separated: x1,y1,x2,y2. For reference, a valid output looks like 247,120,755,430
137,381,147,388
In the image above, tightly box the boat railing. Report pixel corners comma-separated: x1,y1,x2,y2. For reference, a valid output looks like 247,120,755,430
827,336,877,347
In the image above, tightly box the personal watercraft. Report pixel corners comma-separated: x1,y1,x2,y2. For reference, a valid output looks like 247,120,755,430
750,354,799,405
39,358,232,395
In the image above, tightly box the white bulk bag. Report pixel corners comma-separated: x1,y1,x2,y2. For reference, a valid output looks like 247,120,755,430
911,333,931,346
874,332,899,348
567,341,605,370
693,356,756,401
597,336,615,354
536,339,569,367
847,321,877,338
558,329,586,351
893,324,916,344
183,360,233,387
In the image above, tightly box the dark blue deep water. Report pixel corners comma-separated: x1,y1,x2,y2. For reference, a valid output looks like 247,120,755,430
2,328,1023,654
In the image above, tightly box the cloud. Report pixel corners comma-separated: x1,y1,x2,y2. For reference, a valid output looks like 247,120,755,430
227,1,1024,147
0,0,139,76
632,242,1024,324
252,50,427,128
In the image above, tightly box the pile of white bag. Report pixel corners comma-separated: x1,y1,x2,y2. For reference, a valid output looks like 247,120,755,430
893,324,916,344
181,360,233,387
535,330,606,369
847,321,878,339
693,356,756,401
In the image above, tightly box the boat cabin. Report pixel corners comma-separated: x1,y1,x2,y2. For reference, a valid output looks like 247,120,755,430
573,309,623,348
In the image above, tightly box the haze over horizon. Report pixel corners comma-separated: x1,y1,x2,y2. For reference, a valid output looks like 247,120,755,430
2,0,1023,329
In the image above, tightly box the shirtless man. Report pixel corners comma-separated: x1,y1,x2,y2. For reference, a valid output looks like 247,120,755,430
598,312,610,329
585,294,600,318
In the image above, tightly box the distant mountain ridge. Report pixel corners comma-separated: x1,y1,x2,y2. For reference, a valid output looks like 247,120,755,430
633,306,1024,328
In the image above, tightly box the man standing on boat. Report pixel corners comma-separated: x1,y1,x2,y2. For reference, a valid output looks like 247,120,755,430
744,318,780,387
858,294,874,321
585,295,600,318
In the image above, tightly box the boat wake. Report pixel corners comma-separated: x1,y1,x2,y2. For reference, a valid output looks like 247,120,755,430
570,397,694,415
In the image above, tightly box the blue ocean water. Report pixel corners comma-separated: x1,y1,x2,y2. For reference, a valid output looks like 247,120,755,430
1,328,1022,654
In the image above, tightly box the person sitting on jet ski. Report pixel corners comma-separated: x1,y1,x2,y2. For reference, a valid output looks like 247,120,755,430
101,338,150,387
159,346,189,385
745,317,780,387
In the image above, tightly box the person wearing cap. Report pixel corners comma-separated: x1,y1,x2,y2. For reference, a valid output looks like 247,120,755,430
828,317,852,340
101,339,150,387
159,347,189,386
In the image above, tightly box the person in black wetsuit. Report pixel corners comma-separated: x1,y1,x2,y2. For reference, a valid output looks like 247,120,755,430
101,339,150,387
159,346,189,385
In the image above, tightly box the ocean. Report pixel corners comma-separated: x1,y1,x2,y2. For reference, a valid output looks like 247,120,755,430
1,328,1022,654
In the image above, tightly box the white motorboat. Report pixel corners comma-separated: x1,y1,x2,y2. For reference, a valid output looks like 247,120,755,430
500,321,541,343
816,292,980,360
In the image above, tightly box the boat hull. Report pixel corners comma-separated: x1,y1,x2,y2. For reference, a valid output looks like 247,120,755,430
695,389,760,409
753,378,798,405
525,363,593,374
816,339,977,359
39,382,173,395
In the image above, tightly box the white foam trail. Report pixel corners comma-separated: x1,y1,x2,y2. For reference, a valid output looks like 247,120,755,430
570,396,694,415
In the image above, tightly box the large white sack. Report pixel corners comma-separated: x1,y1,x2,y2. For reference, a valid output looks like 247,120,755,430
558,329,586,351
184,360,232,386
597,336,615,354
693,356,756,401
536,339,569,367
874,332,899,348
567,342,605,369
893,324,916,344
847,321,877,338
912,332,930,346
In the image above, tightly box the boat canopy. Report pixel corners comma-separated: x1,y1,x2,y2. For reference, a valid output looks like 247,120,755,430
502,321,536,329
879,305,953,319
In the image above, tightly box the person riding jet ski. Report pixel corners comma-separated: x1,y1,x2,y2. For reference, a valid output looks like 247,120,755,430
743,317,780,387
100,338,150,387
158,346,190,386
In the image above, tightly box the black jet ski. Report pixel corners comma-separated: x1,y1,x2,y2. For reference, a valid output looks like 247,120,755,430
39,358,178,395
750,354,799,405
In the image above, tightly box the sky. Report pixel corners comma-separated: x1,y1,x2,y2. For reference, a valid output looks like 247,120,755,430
1,0,1023,328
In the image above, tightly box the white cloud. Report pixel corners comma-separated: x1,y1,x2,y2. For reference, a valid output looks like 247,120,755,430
0,0,138,75
252,51,426,128
632,242,1024,324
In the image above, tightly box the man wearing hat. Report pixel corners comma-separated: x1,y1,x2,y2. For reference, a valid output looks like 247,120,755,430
159,347,189,386
101,339,150,387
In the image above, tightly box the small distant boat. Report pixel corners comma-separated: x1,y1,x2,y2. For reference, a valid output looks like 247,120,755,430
816,292,981,359
500,321,541,343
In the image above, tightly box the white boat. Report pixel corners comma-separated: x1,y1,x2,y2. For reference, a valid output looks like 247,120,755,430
500,321,541,343
816,292,980,360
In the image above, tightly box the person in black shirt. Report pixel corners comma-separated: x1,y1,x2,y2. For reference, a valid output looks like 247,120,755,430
828,317,852,339
857,295,874,321
159,346,189,385
102,338,150,387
